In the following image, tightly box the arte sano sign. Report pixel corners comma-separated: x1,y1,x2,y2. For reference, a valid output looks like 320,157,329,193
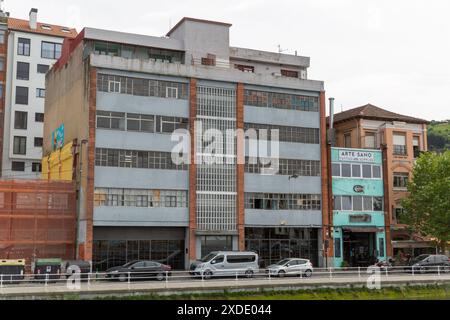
339,150,375,163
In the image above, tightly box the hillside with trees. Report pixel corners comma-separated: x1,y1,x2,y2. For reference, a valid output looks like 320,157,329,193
428,120,450,153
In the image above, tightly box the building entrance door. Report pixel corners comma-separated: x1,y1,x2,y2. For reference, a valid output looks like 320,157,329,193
343,232,377,267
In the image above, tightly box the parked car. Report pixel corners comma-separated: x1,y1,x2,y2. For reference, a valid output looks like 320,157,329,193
106,260,172,282
405,254,450,273
266,258,313,278
190,251,259,279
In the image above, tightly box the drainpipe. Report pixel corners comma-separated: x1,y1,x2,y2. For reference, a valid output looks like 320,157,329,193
327,98,335,268
75,139,89,260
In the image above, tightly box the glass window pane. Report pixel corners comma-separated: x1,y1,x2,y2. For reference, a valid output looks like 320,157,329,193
353,196,363,211
363,196,372,211
341,164,351,177
341,196,352,211
332,164,340,177
352,164,361,178
373,165,382,179
362,165,372,178
373,197,383,211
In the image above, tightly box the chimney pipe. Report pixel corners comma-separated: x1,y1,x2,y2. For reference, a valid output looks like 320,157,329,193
329,98,335,130
29,8,38,30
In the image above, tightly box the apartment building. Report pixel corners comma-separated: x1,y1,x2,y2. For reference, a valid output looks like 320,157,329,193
331,147,386,268
331,104,433,258
1,8,76,179
43,17,328,270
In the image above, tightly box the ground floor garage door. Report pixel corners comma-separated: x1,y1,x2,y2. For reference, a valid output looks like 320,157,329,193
92,227,186,271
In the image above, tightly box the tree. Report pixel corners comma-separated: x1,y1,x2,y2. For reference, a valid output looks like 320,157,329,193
401,151,450,253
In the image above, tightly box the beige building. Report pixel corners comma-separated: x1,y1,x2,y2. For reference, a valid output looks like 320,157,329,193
331,104,434,259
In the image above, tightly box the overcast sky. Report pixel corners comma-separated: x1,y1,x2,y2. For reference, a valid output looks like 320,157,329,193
5,0,450,121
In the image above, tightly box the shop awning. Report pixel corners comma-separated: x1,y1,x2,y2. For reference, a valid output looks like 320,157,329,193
342,227,383,233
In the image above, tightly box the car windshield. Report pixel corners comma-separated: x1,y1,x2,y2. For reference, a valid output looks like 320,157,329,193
276,259,291,266
412,255,430,262
201,253,217,262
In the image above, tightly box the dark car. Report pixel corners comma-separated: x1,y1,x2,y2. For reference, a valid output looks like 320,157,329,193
405,254,450,274
106,260,172,282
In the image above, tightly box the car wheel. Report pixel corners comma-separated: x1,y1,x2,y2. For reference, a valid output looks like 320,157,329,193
156,273,165,281
245,270,254,279
278,270,286,278
118,273,127,282
203,270,213,280
303,269,313,278
442,266,450,274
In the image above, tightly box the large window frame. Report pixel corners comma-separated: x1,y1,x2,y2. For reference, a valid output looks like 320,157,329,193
41,41,62,60
18,38,31,56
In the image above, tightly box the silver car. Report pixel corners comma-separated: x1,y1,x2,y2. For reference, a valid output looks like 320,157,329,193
266,258,313,278
190,251,259,279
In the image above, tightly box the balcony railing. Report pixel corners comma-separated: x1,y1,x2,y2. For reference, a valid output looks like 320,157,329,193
393,145,407,156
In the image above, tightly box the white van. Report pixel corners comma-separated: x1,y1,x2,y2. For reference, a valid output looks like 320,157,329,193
190,251,259,279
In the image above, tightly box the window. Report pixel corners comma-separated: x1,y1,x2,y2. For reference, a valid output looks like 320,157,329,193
36,88,46,98
34,137,43,147
362,165,372,178
245,123,320,144
35,113,44,122
352,164,361,178
16,62,30,80
108,80,121,93
341,164,351,177
281,69,299,78
363,196,373,211
333,196,342,211
244,90,319,112
365,132,376,149
373,197,384,211
211,256,224,264
332,163,341,177
148,48,184,63
413,136,421,158
94,41,120,56
32,162,42,173
344,133,352,148
18,38,31,56
245,193,321,210
0,57,4,71
96,111,125,130
353,196,363,211
341,196,352,211
37,64,50,74
246,158,320,177
14,111,28,129
393,133,407,156
235,64,255,73
226,255,256,264
0,84,3,99
393,172,409,189
166,86,178,99
0,30,5,44
15,86,29,105
13,136,27,155
41,41,62,59
394,207,404,221
12,161,25,172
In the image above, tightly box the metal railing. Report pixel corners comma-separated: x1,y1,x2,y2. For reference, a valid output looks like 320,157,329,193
0,266,449,292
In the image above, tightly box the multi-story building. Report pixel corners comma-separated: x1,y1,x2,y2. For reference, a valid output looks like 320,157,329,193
331,104,433,260
1,8,76,179
331,147,386,268
43,18,330,270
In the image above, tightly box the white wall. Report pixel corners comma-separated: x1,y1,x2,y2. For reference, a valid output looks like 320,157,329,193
3,30,65,179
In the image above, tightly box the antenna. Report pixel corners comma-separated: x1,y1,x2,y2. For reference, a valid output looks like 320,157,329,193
278,44,289,54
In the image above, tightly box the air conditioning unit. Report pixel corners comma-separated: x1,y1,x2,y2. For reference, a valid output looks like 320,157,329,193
272,72,282,77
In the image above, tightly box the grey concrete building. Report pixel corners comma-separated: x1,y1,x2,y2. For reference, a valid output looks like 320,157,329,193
43,18,328,270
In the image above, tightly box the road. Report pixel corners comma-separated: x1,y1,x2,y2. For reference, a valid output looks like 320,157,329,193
1,271,449,299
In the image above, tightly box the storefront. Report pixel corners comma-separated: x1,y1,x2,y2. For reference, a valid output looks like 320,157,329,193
331,148,388,268
245,228,319,268
92,227,186,271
